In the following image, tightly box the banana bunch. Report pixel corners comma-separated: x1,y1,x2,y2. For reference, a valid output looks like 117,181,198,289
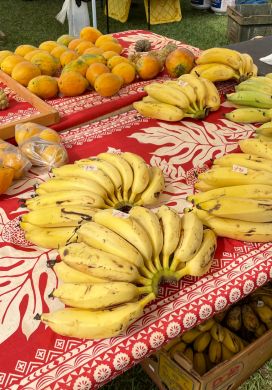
190,48,257,83
37,206,217,339
187,138,272,242
20,152,165,248
225,76,272,122
166,317,245,376
254,121,272,142
214,283,272,342
133,73,221,122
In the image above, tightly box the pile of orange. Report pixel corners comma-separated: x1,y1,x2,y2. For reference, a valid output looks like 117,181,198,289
0,27,162,99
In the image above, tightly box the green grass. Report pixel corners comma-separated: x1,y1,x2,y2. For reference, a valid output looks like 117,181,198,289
1,1,272,389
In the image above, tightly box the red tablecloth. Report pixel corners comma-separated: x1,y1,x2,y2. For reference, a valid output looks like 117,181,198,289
0,30,201,133
1,97,271,390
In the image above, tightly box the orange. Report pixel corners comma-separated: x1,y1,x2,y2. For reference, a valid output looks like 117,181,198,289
99,42,123,54
39,41,59,53
60,50,78,67
62,59,89,76
112,62,136,85
15,44,36,57
57,34,75,47
102,51,118,61
86,63,110,86
58,71,89,96
51,45,68,59
30,52,58,76
95,35,118,48
136,54,161,80
1,55,25,75
28,75,59,99
39,128,61,143
12,61,41,86
79,54,106,66
84,47,104,56
15,122,42,145
68,38,85,51
107,55,129,70
94,73,123,97
24,49,47,61
0,50,13,66
80,27,102,43
75,41,94,55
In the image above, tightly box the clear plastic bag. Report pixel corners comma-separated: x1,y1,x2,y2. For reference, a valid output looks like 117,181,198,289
15,122,61,146
0,140,32,179
20,139,68,168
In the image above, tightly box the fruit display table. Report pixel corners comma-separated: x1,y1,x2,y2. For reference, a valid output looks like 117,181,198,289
0,30,200,135
1,95,272,389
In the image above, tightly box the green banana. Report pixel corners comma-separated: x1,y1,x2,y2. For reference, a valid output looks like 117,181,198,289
227,91,272,109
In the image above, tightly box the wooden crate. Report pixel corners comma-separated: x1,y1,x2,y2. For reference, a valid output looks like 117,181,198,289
0,70,60,140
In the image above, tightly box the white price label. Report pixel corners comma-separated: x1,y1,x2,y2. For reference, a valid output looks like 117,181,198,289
232,164,248,174
82,165,98,171
177,80,188,87
112,210,130,218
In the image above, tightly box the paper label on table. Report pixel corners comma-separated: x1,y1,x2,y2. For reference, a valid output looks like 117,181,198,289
232,165,248,174
82,165,98,171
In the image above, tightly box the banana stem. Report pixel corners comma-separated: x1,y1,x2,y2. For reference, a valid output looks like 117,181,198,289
154,255,162,271
105,198,115,207
138,285,152,295
146,260,157,274
139,292,156,308
140,265,154,279
137,276,152,286
162,254,170,269
170,257,180,272
116,191,124,203
174,268,187,280
128,192,136,203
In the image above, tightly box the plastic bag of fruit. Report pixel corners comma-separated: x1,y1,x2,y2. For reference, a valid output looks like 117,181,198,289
0,140,32,179
15,122,68,168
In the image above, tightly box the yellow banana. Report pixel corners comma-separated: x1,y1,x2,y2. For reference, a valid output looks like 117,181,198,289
53,261,108,284
52,281,151,309
22,225,78,249
255,135,272,142
222,329,241,354
21,205,98,227
156,205,181,269
181,327,202,343
178,73,206,111
239,53,254,78
122,152,150,203
59,242,141,282
93,209,153,264
192,208,272,242
196,48,243,70
255,323,267,338
170,212,203,271
255,125,272,137
144,83,191,111
199,77,220,112
195,64,240,82
129,206,163,271
198,166,272,187
221,344,235,361
250,300,272,326
169,341,187,359
52,164,116,203
183,347,194,362
235,79,272,95
175,229,217,279
239,138,272,160
210,323,225,342
40,293,155,339
214,152,272,173
196,197,272,223
36,176,108,199
135,166,165,206
133,101,185,122
193,332,211,352
251,64,258,77
194,180,216,192
164,80,198,111
197,318,216,332
78,221,144,268
225,108,272,124
75,157,122,202
208,339,222,364
225,306,242,332
142,95,160,103
193,352,207,376
187,184,272,205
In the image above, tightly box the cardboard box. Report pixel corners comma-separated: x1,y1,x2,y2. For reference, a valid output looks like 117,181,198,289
141,329,272,390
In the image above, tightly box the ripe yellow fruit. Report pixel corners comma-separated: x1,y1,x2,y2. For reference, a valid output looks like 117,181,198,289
39,144,67,166
99,42,123,54
28,75,59,99
30,52,58,76
79,54,106,66
12,61,41,86
58,71,89,96
1,55,25,75
0,50,13,66
80,26,102,43
15,44,36,57
62,59,89,76
95,35,118,48
39,128,61,143
39,41,59,53
75,41,94,55
24,49,47,61
112,62,136,84
51,45,68,59
84,47,104,56
86,63,110,86
57,34,75,47
60,50,78,67
107,55,129,70
15,122,42,145
102,51,119,61
94,73,123,97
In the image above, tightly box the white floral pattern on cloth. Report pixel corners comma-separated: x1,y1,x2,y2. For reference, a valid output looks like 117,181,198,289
131,342,148,359
183,313,197,329
149,331,165,348
166,322,181,338
214,296,228,311
113,353,130,370
243,280,255,295
229,288,241,303
93,364,112,383
199,304,213,319
257,272,268,286
73,376,92,390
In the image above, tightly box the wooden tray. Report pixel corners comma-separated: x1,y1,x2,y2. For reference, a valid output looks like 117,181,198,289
0,70,60,140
